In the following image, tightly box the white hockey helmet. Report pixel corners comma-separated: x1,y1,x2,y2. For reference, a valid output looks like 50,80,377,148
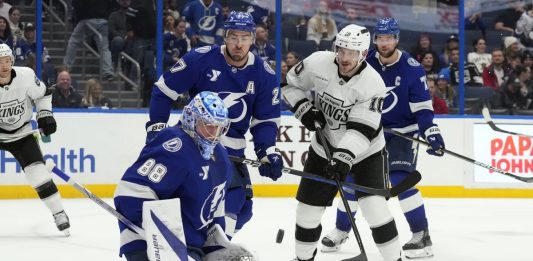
334,24,370,65
0,44,14,65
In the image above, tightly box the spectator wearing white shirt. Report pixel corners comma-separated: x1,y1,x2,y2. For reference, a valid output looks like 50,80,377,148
467,37,492,74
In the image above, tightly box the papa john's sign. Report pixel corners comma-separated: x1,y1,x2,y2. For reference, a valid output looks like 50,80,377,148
473,123,533,184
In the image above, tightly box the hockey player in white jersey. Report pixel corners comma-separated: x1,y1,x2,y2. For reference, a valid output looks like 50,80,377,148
283,24,402,261
0,43,69,235
321,17,445,259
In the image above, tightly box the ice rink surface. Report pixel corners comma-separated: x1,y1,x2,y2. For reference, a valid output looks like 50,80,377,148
1,197,533,261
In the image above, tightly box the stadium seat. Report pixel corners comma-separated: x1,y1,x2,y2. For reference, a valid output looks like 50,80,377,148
512,109,533,116
318,40,333,51
488,108,510,115
448,107,473,115
288,40,318,59
464,86,494,104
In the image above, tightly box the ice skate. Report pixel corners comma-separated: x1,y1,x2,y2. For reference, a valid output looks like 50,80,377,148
321,228,349,252
403,228,433,259
53,210,70,236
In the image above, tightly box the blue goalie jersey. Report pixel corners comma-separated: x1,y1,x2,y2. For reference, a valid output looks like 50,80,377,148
150,45,280,158
366,49,435,133
114,127,232,256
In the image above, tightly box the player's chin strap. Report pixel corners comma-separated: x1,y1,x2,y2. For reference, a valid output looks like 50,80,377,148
229,155,420,197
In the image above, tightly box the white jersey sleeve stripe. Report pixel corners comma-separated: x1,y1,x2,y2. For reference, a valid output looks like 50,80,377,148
338,130,371,158
114,180,159,200
409,100,433,113
250,116,280,128
154,75,180,101
220,136,247,150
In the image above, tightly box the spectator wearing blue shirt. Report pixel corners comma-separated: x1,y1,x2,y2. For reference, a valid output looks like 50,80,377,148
182,0,224,47
250,23,275,62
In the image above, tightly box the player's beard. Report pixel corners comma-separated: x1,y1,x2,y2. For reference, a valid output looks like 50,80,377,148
378,48,396,59
226,47,248,63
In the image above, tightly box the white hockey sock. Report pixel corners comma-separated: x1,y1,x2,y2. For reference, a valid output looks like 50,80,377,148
295,202,325,260
359,195,401,261
24,163,65,214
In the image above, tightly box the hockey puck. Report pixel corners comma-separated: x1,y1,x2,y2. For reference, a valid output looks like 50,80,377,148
276,229,285,243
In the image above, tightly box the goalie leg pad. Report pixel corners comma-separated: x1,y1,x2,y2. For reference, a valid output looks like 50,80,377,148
142,198,189,261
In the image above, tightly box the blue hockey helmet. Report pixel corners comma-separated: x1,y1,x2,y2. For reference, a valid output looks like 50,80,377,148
373,17,400,42
224,11,256,34
182,91,230,160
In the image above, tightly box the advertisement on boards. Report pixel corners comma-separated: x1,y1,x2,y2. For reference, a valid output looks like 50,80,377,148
473,123,533,184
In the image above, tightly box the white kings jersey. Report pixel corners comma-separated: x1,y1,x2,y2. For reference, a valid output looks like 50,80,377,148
0,66,50,142
284,51,387,164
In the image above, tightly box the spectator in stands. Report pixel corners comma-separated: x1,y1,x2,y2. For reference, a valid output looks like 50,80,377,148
410,33,439,65
63,0,115,81
281,60,288,85
163,19,189,71
163,0,180,20
281,12,307,41
25,52,35,71
0,16,13,48
337,7,357,32
447,46,483,87
483,48,512,91
222,5,230,21
503,36,522,60
515,5,533,48
306,0,337,45
495,1,525,35
421,51,440,80
163,13,175,34
182,0,224,47
439,34,459,67
500,75,532,110
508,54,522,72
127,0,156,106
436,69,456,108
0,1,11,22
250,23,275,62
246,0,270,26
522,50,533,69
7,7,22,39
427,77,448,114
285,51,300,70
23,23,55,85
468,37,492,74
51,70,83,108
82,78,113,109
109,0,131,68
465,7,486,39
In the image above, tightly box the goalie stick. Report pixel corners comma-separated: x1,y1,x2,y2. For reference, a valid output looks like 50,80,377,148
482,106,533,139
45,160,146,237
384,128,533,183
229,156,421,198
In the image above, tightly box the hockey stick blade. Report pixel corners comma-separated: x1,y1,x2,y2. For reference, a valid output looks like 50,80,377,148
229,156,420,197
385,128,533,183
482,106,533,138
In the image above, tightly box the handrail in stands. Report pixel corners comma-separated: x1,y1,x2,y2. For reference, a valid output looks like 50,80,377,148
42,0,69,48
117,52,141,108
82,24,103,81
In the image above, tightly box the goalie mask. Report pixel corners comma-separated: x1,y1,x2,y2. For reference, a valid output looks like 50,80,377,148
333,24,370,71
182,91,230,160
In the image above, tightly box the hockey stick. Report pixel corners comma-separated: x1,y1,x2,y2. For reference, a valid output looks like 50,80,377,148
384,128,533,183
44,160,146,238
229,156,420,197
482,106,533,138
315,123,367,261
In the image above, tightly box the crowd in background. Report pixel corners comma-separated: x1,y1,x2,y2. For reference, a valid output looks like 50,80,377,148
9,0,533,115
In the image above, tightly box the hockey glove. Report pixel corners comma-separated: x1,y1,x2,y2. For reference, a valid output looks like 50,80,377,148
292,99,326,131
145,121,167,143
257,147,283,181
326,149,355,180
421,124,445,156
37,110,57,136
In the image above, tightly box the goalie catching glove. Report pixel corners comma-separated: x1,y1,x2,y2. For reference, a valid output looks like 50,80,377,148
203,224,255,261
